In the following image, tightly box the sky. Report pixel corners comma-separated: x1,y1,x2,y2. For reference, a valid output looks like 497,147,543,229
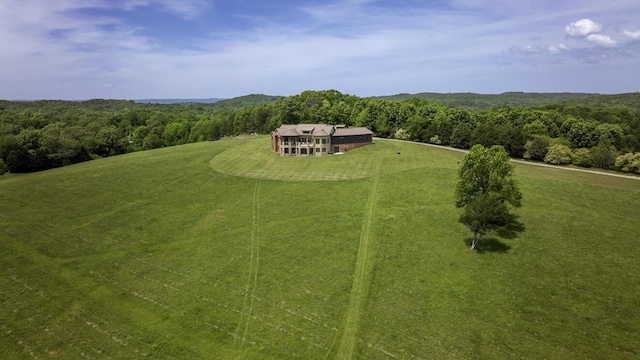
0,0,639,100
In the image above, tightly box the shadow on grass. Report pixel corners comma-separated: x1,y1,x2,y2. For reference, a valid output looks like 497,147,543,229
464,237,511,253
496,214,526,239
463,215,525,253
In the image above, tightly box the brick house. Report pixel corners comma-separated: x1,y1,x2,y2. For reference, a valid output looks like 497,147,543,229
271,124,373,156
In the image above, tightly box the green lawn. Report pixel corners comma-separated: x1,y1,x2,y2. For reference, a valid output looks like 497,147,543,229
1,137,639,359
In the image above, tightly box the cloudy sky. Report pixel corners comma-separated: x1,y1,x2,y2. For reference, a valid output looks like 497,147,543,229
1,0,639,100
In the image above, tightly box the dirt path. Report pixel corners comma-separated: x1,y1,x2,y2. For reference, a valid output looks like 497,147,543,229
234,180,261,346
379,138,640,181
335,160,382,360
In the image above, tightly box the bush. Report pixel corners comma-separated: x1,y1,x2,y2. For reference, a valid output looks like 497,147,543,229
572,148,592,167
394,128,410,141
544,145,573,165
615,152,640,174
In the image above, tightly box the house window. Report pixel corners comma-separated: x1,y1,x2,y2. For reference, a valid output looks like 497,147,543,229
322,138,327,144
301,148,307,155
322,148,326,153
309,148,314,155
316,147,320,153
284,139,289,145
291,148,296,154
315,139,320,144
284,148,289,154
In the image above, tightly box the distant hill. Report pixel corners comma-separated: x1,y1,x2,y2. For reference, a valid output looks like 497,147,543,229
555,92,640,111
132,94,282,110
208,94,283,111
371,92,598,109
135,98,225,104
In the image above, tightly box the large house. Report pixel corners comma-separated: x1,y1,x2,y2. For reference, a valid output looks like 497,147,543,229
271,124,373,156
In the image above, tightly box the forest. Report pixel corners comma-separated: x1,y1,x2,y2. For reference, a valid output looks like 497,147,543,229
1,90,639,175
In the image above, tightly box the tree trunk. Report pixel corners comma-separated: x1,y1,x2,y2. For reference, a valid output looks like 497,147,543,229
470,234,479,250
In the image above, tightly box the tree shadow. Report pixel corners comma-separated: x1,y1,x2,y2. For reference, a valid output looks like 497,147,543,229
496,214,526,239
464,237,511,253
461,214,525,253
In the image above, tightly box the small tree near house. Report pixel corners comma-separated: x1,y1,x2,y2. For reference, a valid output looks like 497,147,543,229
454,145,522,250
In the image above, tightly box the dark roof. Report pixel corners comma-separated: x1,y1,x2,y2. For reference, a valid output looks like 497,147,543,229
333,127,374,136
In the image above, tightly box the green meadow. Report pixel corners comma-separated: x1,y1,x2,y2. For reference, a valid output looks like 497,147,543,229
1,137,639,359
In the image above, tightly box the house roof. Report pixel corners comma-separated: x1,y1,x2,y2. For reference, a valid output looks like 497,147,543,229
273,124,335,136
333,127,374,136
273,124,373,137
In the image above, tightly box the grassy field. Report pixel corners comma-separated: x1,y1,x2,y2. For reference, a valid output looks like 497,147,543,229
1,136,639,359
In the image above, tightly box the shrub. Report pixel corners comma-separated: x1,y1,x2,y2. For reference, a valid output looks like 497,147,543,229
572,148,592,167
615,152,640,174
544,145,573,165
394,128,410,141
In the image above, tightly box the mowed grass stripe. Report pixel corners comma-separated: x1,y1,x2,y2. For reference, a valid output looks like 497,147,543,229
335,159,382,360
234,180,261,346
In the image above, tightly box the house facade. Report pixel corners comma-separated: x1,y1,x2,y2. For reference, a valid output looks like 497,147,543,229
271,124,373,156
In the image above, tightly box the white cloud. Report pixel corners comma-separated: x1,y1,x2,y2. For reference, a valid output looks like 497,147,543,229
565,19,602,37
2,0,640,99
586,34,617,47
510,44,542,55
548,43,569,54
623,29,640,40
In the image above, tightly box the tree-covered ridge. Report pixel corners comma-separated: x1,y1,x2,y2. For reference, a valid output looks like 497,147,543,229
1,90,639,175
372,92,640,111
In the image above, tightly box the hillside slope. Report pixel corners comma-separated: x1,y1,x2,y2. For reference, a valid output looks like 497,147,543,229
1,138,639,359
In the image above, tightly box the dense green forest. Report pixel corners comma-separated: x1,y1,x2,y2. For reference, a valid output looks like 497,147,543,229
372,92,594,109
1,90,639,175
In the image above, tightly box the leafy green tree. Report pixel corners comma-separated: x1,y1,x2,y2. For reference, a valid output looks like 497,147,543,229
459,193,509,250
523,120,548,138
595,123,624,149
544,144,573,165
130,126,149,151
471,121,501,148
500,124,526,158
590,142,618,169
163,121,190,146
455,144,522,208
143,133,163,150
524,136,550,160
455,145,521,250
450,122,472,149
566,120,598,148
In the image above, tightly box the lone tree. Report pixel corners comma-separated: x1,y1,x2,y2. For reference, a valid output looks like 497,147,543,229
455,145,522,250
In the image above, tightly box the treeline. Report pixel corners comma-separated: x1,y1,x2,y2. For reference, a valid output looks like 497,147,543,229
1,90,639,175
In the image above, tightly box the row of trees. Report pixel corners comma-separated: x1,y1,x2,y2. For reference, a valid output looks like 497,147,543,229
1,90,639,174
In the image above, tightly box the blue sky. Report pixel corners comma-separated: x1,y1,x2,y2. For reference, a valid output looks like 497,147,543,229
1,0,639,100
